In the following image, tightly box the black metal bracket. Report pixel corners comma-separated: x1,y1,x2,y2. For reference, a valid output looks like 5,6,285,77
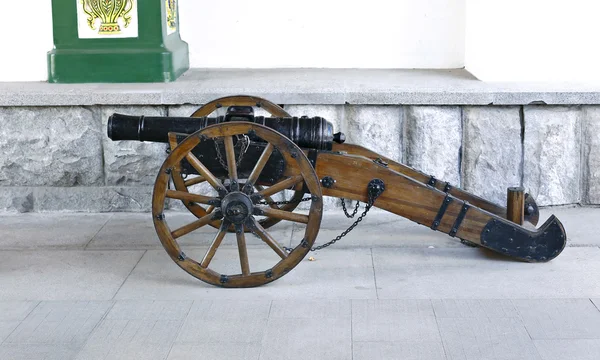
220,275,229,284
427,176,437,187
373,158,388,167
156,213,165,221
307,149,318,169
431,195,453,230
449,202,470,237
207,199,222,207
368,179,386,199
300,149,319,194
265,269,273,279
178,252,186,261
443,182,452,193
321,176,335,188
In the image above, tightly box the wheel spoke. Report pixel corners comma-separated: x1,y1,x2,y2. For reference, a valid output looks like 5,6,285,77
171,212,219,239
256,175,303,199
258,207,309,224
201,221,229,268
185,152,227,194
235,224,250,275
249,218,288,259
166,190,218,205
184,176,206,187
223,136,239,191
254,185,279,209
206,205,215,214
245,143,274,189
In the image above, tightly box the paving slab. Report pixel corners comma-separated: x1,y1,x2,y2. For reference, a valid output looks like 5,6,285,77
373,247,600,299
0,250,144,301
188,300,272,320
351,300,439,342
437,317,541,360
115,248,376,300
0,321,20,344
261,300,352,360
432,299,520,318
5,301,112,345
0,343,82,360
0,301,39,344
174,301,270,346
353,341,447,360
534,339,600,360
270,299,351,319
75,300,191,360
259,317,352,360
0,213,111,249
87,212,293,249
75,319,183,360
167,343,261,360
0,301,38,321
105,300,192,321
592,298,600,311
513,299,600,339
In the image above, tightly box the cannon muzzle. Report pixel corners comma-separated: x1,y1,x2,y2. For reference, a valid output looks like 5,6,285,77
107,113,345,150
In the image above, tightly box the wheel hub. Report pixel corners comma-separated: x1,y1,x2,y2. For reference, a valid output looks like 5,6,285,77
221,191,254,224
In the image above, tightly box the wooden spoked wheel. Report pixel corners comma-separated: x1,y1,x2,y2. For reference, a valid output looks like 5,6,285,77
170,95,306,230
190,95,290,117
153,122,323,288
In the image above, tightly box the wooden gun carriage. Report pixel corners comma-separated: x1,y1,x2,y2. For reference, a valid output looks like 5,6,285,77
107,95,567,288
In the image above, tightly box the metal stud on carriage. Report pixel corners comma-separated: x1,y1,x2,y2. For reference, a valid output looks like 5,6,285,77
107,95,567,288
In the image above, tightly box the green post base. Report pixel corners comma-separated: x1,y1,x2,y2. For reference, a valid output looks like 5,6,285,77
48,0,189,83
48,40,189,83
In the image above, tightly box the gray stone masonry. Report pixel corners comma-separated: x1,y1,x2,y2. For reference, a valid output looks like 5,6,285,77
583,107,600,204
462,106,522,206
405,106,461,187
345,105,403,162
523,106,581,206
1,103,599,212
102,106,167,186
0,107,102,187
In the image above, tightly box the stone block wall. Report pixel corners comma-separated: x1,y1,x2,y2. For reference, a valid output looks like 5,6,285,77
1,104,599,212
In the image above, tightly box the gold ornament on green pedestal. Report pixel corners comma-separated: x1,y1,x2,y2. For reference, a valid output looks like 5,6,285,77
81,0,134,35
166,0,177,33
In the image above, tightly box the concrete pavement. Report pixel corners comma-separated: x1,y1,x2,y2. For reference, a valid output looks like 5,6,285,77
0,205,599,359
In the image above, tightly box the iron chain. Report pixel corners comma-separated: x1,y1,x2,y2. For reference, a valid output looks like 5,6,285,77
284,188,381,253
341,198,361,218
215,135,250,171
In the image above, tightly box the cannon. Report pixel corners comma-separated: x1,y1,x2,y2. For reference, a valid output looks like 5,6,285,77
107,95,566,288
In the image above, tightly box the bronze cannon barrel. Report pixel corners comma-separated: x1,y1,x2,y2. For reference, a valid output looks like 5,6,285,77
107,113,344,150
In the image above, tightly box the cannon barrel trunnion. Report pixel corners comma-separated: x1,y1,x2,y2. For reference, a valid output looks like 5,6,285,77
106,95,567,288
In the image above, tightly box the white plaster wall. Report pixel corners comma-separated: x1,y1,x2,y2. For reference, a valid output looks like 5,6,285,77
465,0,600,83
2,1,53,82
0,0,464,82
2,0,599,83
180,0,465,69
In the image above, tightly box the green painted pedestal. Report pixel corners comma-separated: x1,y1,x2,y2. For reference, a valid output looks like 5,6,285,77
48,0,189,83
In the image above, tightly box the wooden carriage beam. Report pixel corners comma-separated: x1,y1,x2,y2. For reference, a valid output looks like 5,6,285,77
310,151,566,263
332,143,540,226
